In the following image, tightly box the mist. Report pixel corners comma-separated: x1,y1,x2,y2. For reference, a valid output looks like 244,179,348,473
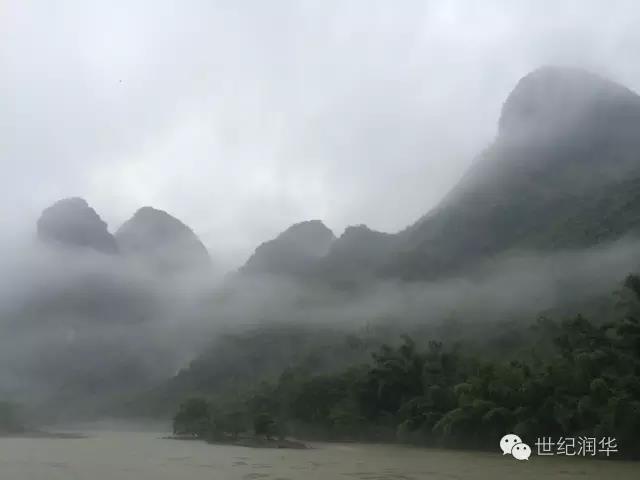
1,226,638,421
3,5,640,473
4,1,640,268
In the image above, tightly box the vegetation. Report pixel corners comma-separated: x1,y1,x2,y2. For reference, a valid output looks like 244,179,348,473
0,401,25,434
173,275,640,458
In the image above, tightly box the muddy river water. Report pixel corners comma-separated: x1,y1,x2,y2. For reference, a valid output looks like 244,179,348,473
0,430,637,479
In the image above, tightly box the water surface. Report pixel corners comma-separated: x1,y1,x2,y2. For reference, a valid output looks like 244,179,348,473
0,431,637,479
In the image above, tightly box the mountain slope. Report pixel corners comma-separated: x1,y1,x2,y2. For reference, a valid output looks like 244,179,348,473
238,67,640,283
37,197,118,254
385,66,640,279
115,207,211,274
316,225,397,283
241,220,335,276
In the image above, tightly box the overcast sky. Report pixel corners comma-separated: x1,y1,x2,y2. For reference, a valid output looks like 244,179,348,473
3,1,640,268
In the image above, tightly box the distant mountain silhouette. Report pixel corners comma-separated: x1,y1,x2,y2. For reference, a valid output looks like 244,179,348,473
316,225,396,283
387,66,640,279
241,220,335,276
37,197,118,254
240,67,640,282
27,202,212,419
24,66,640,421
115,206,211,274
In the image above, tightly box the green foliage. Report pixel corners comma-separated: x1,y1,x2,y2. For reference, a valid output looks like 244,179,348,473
172,397,211,437
253,412,277,439
171,275,640,457
0,401,24,433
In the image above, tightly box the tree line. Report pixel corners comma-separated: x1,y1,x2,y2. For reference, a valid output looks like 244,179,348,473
173,275,640,458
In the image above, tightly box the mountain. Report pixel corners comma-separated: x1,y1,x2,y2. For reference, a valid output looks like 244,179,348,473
37,197,118,254
21,203,212,420
241,220,335,276
385,66,640,279
146,67,640,421
36,200,211,275
235,67,640,283
317,225,397,283
115,206,211,274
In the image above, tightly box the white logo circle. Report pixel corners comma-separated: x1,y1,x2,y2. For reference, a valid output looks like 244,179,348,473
499,433,522,455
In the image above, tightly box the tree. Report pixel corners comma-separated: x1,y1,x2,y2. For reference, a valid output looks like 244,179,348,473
173,397,211,437
0,402,24,433
226,410,246,439
253,412,277,440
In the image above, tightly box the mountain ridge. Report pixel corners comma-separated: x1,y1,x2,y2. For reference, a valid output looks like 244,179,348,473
386,66,640,279
115,206,212,274
37,197,119,254
36,200,212,275
241,220,335,276
239,66,640,281
36,67,640,283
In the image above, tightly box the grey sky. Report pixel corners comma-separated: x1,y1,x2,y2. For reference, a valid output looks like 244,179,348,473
3,1,640,269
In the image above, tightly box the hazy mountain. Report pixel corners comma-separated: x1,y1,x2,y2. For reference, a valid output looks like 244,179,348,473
235,67,640,283
36,197,118,254
151,68,640,417
20,202,212,419
241,220,335,276
317,225,397,283
386,66,640,279
22,66,640,421
115,206,211,275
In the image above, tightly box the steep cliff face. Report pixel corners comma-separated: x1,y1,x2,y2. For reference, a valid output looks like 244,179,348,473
115,206,211,274
37,197,118,254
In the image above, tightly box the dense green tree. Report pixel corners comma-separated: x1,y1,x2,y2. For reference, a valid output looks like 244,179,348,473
172,397,211,437
253,412,276,439
0,402,24,434
171,275,640,458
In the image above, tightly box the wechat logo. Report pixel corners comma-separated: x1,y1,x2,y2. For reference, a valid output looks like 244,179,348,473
500,434,531,460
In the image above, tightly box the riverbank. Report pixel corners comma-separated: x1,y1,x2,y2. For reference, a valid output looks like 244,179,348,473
164,433,308,449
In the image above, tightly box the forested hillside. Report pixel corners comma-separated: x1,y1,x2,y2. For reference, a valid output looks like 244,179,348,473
172,275,640,458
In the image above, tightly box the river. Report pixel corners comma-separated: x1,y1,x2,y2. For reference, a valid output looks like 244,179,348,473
0,430,637,479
